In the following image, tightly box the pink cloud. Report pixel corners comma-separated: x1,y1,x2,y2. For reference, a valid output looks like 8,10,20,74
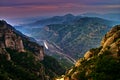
0,1,119,19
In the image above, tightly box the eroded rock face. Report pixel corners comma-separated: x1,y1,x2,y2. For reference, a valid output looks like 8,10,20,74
101,25,120,46
99,25,120,56
83,25,120,57
5,31,25,52
0,20,25,52
0,20,44,61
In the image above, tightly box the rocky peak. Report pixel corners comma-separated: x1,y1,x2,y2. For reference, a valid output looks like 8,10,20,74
0,20,44,61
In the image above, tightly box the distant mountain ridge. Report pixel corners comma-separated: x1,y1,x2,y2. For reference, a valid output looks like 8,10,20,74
82,13,120,22
19,14,82,28
18,13,120,28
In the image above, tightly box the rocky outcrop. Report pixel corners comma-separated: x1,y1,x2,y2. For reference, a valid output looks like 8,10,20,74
84,51,93,60
99,25,120,56
5,30,25,52
0,20,25,52
0,20,44,61
24,41,44,60
101,25,120,46
57,25,120,80
83,25,120,60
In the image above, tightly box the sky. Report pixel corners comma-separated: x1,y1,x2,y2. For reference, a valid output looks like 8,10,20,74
0,0,120,20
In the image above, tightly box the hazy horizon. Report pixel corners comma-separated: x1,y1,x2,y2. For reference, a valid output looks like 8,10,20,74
1,0,120,17
0,0,120,25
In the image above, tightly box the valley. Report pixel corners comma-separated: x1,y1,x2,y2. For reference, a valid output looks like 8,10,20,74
14,14,119,68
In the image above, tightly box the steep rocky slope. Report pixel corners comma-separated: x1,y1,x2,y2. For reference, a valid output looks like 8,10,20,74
0,20,65,80
0,20,44,61
57,25,120,80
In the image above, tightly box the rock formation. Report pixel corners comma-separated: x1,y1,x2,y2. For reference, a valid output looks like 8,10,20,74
99,25,120,56
57,25,120,80
0,20,44,61
0,20,65,80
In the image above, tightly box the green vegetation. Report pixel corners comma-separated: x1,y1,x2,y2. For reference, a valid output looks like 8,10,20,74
21,17,117,70
41,55,65,77
47,53,73,69
64,24,120,80
0,20,66,80
0,48,43,80
65,51,120,80
0,48,65,80
90,54,120,80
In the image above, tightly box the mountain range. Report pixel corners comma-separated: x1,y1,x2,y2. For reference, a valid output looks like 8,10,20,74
14,14,119,68
37,17,117,58
18,14,82,28
12,13,120,26
0,16,120,80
